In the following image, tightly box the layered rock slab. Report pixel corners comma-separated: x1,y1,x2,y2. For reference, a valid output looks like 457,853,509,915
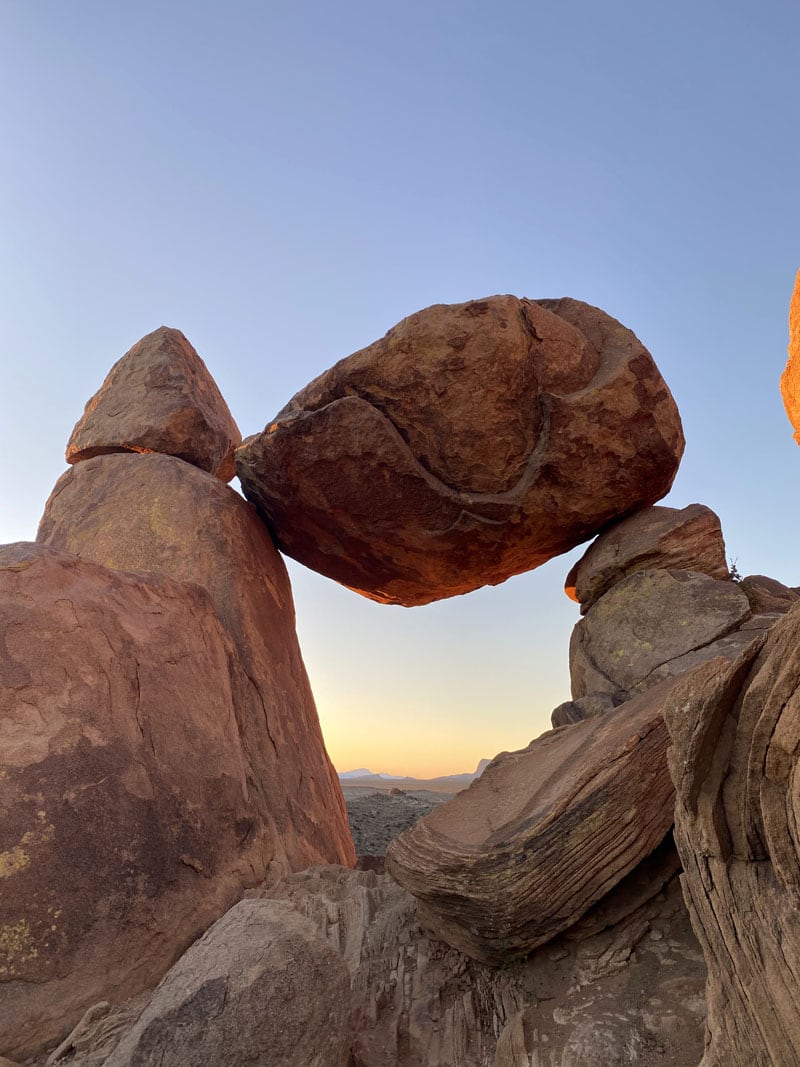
565,503,730,612
664,605,800,1065
236,295,684,606
780,268,800,444
386,678,681,964
37,452,355,875
66,327,241,482
104,900,352,1067
0,544,265,1059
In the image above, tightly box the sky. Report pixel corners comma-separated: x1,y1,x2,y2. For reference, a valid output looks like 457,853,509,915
2,1,799,778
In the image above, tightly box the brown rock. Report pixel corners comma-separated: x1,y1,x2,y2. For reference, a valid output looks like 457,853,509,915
550,691,623,727
664,606,800,1065
0,544,267,1058
780,268,800,444
569,569,751,699
66,327,241,482
103,900,352,1067
386,678,681,964
739,573,800,614
565,503,729,612
36,452,354,876
236,296,684,606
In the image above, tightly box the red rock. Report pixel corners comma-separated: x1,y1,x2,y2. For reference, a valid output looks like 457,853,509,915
37,452,354,878
66,327,241,481
564,503,729,612
236,296,684,606
386,677,681,964
0,543,267,1058
780,269,800,444
740,573,800,614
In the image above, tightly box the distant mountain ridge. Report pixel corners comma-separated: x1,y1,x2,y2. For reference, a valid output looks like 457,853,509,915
338,758,490,794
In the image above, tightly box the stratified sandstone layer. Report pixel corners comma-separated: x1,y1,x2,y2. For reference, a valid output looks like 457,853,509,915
0,544,266,1059
37,452,354,876
386,679,680,964
236,296,684,606
664,606,800,1066
780,269,800,443
66,327,241,481
565,503,730,612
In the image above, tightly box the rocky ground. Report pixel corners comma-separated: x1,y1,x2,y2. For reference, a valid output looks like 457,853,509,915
343,786,453,858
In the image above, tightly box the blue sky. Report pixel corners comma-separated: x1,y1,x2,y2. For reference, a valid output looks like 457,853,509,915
2,1,799,775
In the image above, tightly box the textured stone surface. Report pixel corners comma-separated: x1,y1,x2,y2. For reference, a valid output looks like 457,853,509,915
37,452,355,876
550,691,624,727
565,503,729,612
236,295,684,606
664,605,800,1066
569,569,752,699
104,900,351,1067
0,544,267,1059
386,679,681,964
740,572,800,614
780,268,800,444
66,327,241,482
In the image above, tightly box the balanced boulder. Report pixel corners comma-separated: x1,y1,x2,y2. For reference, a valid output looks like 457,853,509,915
0,544,266,1058
386,678,680,964
236,296,684,606
66,327,241,481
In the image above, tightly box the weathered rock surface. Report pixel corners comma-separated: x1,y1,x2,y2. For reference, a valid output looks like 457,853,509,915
565,503,729,612
550,690,623,727
740,572,800,614
0,543,268,1059
37,452,355,876
665,604,800,1066
35,861,706,1067
66,327,241,482
236,295,684,606
780,268,800,443
570,569,753,699
386,678,681,964
104,900,351,1067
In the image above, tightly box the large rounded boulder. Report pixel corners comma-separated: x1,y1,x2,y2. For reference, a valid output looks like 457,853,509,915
236,296,685,606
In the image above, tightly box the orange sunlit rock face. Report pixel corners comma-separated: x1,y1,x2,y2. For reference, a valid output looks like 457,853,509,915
780,269,800,444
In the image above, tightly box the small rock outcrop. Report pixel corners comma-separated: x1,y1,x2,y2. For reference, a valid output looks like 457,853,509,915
386,678,680,964
104,900,352,1067
236,296,684,606
664,605,800,1065
66,327,241,482
564,503,729,612
0,544,267,1059
780,268,800,443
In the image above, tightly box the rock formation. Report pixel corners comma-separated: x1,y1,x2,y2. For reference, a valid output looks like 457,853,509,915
386,678,680,964
66,327,241,482
780,268,800,443
236,295,684,606
664,607,800,1065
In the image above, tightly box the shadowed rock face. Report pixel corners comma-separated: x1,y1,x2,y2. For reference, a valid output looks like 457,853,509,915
385,678,681,964
0,544,268,1059
66,327,241,482
664,605,800,1066
36,452,355,878
236,295,684,606
780,269,800,444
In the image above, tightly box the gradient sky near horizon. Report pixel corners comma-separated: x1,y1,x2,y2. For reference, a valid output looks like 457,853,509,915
2,1,799,778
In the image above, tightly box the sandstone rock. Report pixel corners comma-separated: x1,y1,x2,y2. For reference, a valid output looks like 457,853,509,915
550,690,623,727
37,452,355,875
236,296,684,606
386,678,681,964
0,544,268,1059
565,503,729,612
66,327,241,482
664,605,800,1065
104,900,351,1067
569,569,751,699
780,268,800,443
740,572,799,614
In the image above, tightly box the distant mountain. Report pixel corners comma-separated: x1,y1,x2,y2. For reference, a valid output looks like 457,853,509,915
338,759,490,795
